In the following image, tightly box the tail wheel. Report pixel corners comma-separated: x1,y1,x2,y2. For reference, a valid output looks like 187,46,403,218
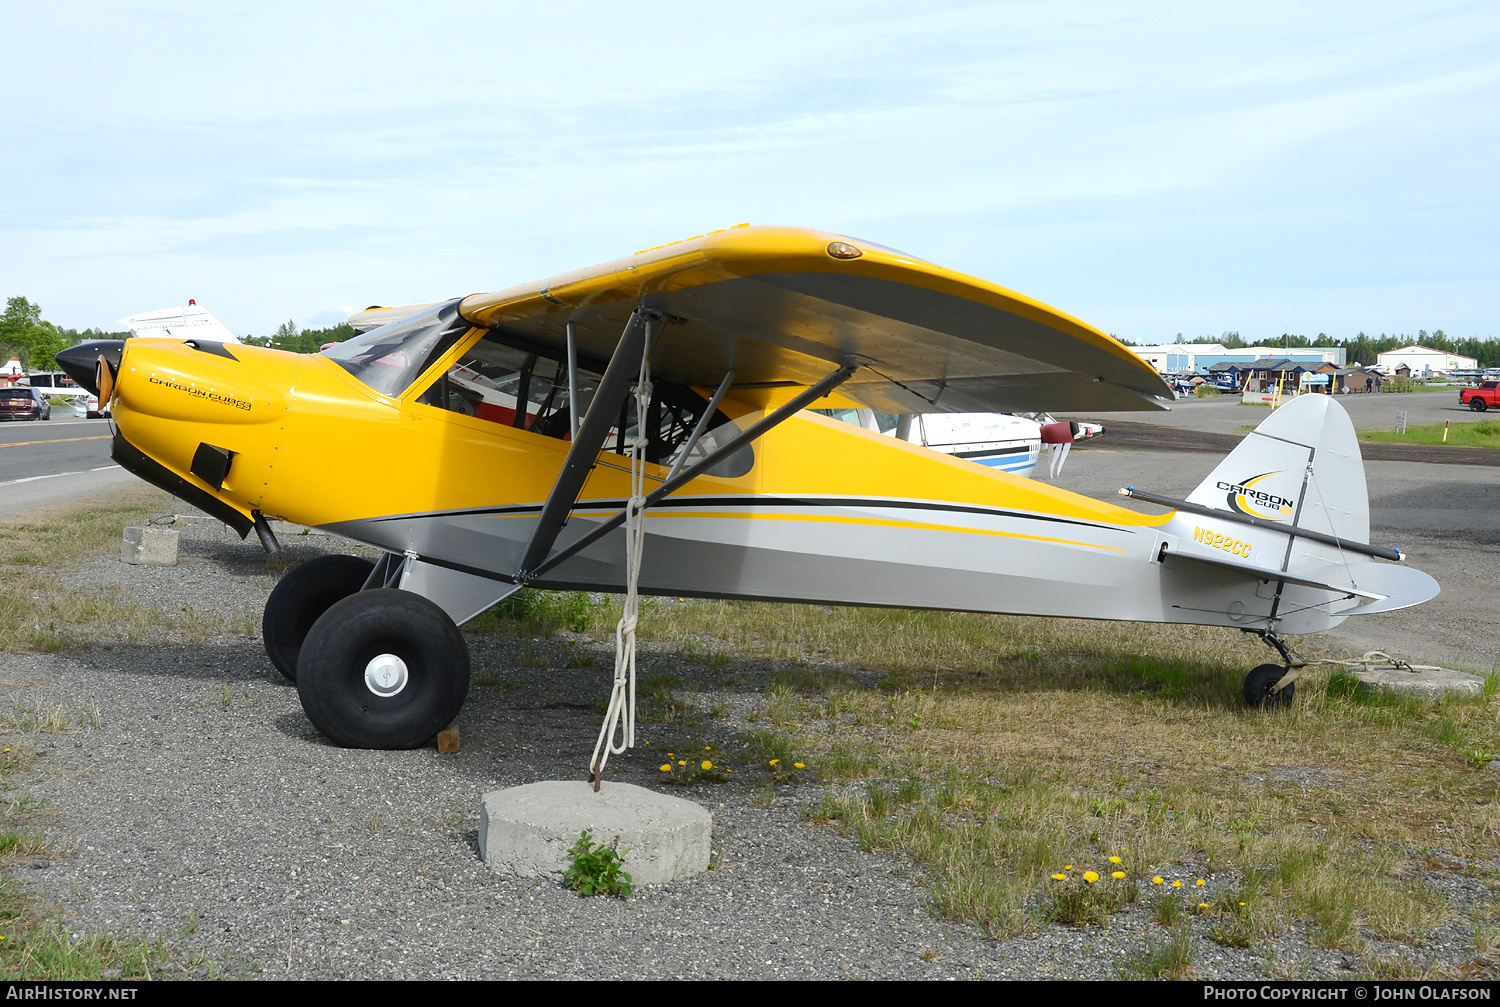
262,555,375,682
296,589,469,750
1244,663,1295,709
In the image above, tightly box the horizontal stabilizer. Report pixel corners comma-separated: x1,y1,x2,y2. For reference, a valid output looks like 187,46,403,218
1337,563,1441,616
1163,534,1439,615
1162,545,1381,600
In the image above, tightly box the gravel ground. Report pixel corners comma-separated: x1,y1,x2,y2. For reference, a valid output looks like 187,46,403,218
3,477,1496,979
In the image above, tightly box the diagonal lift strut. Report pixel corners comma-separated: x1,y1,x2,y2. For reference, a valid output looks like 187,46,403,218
524,362,857,581
515,308,655,579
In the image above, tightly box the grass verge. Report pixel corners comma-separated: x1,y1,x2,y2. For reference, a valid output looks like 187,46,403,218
0,711,164,979
1362,419,1500,449
0,491,234,652
524,594,1500,955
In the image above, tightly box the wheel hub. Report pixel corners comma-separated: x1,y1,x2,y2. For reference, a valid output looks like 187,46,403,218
364,654,409,698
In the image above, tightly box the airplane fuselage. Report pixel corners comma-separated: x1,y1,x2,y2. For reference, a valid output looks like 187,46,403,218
105,335,1354,635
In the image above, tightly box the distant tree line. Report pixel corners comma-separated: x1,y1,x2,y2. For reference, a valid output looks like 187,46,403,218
0,296,127,371
0,297,359,369
239,319,357,354
1126,329,1500,368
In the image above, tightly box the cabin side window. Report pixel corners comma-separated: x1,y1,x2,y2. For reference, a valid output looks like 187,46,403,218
416,329,754,478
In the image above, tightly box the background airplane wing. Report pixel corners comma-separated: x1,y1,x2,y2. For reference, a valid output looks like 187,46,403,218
364,225,1173,414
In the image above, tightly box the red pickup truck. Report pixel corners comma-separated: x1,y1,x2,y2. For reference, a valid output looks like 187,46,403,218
1460,380,1500,412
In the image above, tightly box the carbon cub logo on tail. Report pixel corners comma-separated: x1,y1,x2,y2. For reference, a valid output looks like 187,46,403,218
1216,472,1295,520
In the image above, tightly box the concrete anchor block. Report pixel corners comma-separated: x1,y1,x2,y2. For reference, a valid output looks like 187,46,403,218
479,781,711,886
1353,665,1486,702
121,526,180,566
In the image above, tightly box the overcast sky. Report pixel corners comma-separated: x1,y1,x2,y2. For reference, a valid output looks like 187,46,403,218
2,2,1496,343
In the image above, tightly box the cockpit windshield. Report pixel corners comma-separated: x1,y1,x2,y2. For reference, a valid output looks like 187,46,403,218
321,299,471,398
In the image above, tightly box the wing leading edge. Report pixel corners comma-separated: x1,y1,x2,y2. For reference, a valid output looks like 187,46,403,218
361,226,1173,414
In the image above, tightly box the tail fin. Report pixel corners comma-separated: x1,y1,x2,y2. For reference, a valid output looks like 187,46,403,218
117,303,240,343
1186,394,1368,544
1174,395,1437,618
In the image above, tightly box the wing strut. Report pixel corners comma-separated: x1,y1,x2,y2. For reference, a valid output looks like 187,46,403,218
515,308,655,579
665,369,735,483
525,362,857,581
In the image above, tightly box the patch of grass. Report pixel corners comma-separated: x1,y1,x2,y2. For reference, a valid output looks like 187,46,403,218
0,739,166,979
637,671,689,725
470,589,605,636
0,491,243,652
634,601,1500,953
0,699,99,735
1119,927,1193,980
1,915,165,981
1362,420,1500,449
0,829,52,859
1152,889,1185,926
1045,874,1139,927
745,729,794,766
1209,919,1254,948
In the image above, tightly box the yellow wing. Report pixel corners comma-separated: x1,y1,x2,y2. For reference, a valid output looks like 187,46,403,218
352,225,1171,413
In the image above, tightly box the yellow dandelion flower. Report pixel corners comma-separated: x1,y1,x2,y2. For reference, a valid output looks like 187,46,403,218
1109,856,1121,864
659,764,672,772
769,759,780,766
1198,902,1210,909
1051,873,1066,881
1083,871,1099,883
678,760,687,766
1195,879,1206,887
701,760,713,770
726,769,732,774
1065,865,1073,871
1239,902,1246,907
794,762,805,769
704,746,712,752
1172,880,1183,888
1112,871,1126,879
1152,877,1164,885
667,752,674,758
643,741,651,746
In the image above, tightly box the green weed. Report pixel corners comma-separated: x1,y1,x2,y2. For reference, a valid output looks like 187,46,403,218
563,831,632,898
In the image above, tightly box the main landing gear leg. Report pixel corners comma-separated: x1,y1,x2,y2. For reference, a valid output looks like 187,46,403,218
1241,629,1303,709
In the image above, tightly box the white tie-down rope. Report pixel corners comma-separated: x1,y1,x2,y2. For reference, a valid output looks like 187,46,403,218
1307,651,1454,675
589,345,652,790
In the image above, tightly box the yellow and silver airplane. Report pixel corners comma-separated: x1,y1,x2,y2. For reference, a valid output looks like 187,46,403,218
57,225,1438,750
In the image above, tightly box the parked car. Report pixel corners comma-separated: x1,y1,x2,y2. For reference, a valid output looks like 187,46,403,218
0,386,51,421
1459,380,1500,412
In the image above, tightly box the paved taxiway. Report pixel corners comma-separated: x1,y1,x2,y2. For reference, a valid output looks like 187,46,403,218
0,415,133,519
